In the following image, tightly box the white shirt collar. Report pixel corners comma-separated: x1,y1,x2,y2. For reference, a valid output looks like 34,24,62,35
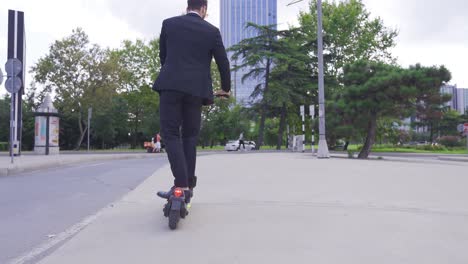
187,11,201,17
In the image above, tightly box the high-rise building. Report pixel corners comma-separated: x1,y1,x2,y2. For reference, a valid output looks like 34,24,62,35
458,88,468,115
440,84,468,115
440,84,458,110
220,0,277,104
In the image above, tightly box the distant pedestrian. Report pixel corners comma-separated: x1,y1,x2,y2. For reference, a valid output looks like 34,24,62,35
237,132,245,150
155,133,162,153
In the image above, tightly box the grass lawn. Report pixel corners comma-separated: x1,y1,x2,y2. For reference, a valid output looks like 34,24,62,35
345,144,468,155
197,145,286,151
4,144,465,155
197,146,225,151
371,148,468,154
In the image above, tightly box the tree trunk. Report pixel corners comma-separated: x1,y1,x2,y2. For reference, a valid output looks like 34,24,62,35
276,103,287,150
429,121,434,143
358,112,378,159
329,136,337,150
75,113,87,150
343,140,350,151
256,58,271,150
257,111,267,150
133,114,138,149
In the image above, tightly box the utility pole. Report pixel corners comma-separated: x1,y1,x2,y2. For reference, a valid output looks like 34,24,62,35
288,0,329,158
316,0,330,158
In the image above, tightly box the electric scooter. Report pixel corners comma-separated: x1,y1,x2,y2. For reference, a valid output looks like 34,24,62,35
161,92,229,230
162,188,190,230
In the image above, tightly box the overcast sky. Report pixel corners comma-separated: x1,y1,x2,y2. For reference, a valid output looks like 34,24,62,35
1,0,467,97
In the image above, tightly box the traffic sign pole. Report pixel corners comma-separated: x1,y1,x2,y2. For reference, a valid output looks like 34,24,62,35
10,94,14,164
310,105,315,155
300,105,305,152
4,58,24,164
6,9,27,160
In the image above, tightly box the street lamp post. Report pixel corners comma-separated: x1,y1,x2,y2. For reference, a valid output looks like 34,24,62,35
316,0,330,158
288,0,329,158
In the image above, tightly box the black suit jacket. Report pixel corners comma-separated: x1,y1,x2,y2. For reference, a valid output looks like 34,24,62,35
152,13,231,105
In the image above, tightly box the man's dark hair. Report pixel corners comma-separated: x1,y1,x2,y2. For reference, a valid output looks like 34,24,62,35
187,0,207,10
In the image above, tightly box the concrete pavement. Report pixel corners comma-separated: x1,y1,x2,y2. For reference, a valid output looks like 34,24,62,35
34,152,468,264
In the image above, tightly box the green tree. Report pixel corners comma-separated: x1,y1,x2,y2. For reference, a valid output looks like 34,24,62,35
340,60,416,158
410,64,452,142
375,118,402,145
21,86,38,150
112,39,161,148
439,109,463,137
0,94,11,143
268,28,313,150
298,0,399,147
298,0,398,77
341,60,451,158
229,23,286,149
199,62,251,147
31,28,119,150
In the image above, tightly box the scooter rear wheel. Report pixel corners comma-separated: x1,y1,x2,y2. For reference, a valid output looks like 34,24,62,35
169,210,180,230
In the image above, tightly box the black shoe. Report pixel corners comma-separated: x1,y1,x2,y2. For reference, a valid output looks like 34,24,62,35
189,176,197,194
157,186,192,204
184,189,192,204
157,186,176,200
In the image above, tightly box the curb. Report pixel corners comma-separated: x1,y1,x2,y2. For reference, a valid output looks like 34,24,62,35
331,154,468,165
437,156,468,163
0,153,158,177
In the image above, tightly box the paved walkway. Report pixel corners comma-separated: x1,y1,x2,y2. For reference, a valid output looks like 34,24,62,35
31,153,468,264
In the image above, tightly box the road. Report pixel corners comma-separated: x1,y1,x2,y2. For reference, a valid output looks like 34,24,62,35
0,157,168,264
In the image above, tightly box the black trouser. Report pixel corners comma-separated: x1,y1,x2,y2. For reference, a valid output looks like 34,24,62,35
159,90,202,188
238,140,245,150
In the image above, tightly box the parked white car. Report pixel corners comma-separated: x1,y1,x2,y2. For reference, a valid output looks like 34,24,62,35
224,140,256,151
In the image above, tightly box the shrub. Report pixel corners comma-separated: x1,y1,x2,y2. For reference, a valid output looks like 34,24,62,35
437,136,463,148
415,144,447,151
0,142,8,151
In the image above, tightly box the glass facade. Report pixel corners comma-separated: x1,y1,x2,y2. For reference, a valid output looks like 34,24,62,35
440,85,458,110
464,89,468,115
220,0,277,105
440,85,468,115
456,88,468,115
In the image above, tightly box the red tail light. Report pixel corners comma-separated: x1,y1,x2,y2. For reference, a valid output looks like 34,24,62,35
174,188,184,198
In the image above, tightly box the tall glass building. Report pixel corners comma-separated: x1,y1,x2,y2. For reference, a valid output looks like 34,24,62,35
440,85,468,115
457,88,468,115
441,84,458,110
220,0,277,104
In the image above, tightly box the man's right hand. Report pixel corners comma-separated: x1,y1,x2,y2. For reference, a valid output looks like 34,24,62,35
214,90,230,99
